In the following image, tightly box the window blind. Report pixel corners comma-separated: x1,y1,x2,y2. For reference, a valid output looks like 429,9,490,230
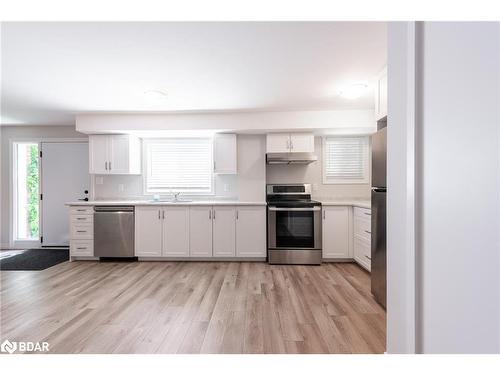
323,137,369,184
145,138,213,193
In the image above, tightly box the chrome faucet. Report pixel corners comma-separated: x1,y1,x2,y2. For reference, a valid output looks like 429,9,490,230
172,192,181,202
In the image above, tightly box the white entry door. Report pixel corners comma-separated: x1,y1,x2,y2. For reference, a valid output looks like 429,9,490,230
41,142,89,246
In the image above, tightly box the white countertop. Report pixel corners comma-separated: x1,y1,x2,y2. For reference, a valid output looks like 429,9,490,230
66,200,267,206
318,199,371,209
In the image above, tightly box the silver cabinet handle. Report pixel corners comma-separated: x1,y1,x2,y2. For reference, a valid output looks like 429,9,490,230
77,218,86,220
209,209,211,220
364,230,371,234
162,210,165,219
105,161,107,170
109,161,111,171
268,206,321,212
158,210,161,219
364,212,371,216
323,210,325,219
76,230,87,233
236,210,239,220
77,209,86,212
76,247,87,250
213,209,216,220
365,255,372,260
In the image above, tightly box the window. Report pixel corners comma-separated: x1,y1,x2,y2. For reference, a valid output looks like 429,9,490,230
13,142,40,240
323,136,369,184
144,138,214,194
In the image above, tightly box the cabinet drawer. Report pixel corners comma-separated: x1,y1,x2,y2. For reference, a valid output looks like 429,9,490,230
70,206,94,215
70,240,93,256
354,216,371,241
70,224,93,239
354,207,371,218
354,234,371,271
71,214,93,224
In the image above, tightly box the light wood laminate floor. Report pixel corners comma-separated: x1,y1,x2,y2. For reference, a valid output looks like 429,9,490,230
0,261,385,354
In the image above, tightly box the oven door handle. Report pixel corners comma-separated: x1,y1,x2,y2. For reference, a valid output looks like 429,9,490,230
268,206,321,211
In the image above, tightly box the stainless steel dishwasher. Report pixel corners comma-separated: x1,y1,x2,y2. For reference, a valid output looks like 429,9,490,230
94,206,135,258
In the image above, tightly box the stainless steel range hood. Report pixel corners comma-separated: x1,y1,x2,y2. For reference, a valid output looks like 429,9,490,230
266,152,318,165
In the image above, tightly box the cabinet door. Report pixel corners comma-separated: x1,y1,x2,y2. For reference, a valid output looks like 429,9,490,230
354,234,371,271
266,133,290,153
214,134,237,174
89,135,109,174
213,206,236,257
322,206,350,259
135,206,162,257
290,133,314,153
236,206,266,257
108,135,130,174
189,206,213,257
162,207,190,257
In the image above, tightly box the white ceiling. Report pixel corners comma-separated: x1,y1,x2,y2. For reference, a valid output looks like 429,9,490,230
1,22,386,126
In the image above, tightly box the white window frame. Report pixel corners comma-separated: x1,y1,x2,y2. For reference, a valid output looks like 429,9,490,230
322,136,370,185
142,137,215,196
11,141,41,246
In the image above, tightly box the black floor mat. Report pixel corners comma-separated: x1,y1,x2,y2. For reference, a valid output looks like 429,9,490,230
0,249,69,271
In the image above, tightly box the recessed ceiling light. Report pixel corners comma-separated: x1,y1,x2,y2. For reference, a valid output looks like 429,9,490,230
339,83,368,99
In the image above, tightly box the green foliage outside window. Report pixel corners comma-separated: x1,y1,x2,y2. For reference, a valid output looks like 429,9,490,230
27,145,39,238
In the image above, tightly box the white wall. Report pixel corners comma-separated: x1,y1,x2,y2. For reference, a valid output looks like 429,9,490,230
0,125,87,247
76,109,375,134
388,21,500,354
417,22,500,354
387,22,416,354
266,136,371,200
93,134,266,202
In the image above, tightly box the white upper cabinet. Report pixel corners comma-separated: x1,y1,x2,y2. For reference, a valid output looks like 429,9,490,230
236,206,266,257
135,206,162,257
322,206,351,259
375,66,388,121
88,135,108,174
162,207,190,257
266,133,314,153
289,133,315,153
189,206,213,257
213,206,236,257
266,133,290,153
214,134,237,174
89,134,141,175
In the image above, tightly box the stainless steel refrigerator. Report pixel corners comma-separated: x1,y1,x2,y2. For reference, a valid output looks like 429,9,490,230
371,126,387,308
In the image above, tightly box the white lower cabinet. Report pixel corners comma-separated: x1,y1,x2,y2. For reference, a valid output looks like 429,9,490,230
135,206,163,257
189,206,213,257
353,207,372,271
236,206,266,257
213,206,236,257
135,204,266,259
163,207,190,257
322,206,351,259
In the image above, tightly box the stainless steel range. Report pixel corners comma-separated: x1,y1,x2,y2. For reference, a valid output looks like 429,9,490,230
267,184,322,265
